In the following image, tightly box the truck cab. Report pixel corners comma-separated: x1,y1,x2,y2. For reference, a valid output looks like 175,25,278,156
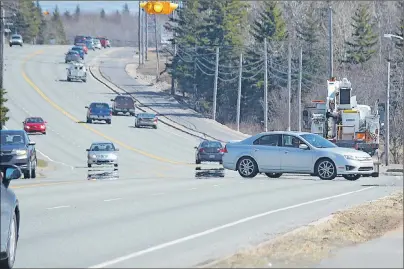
67,62,87,82
111,95,135,116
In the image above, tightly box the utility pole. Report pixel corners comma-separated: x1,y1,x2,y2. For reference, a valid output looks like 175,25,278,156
287,41,292,131
141,11,145,64
328,2,334,78
298,47,303,132
138,4,141,65
264,39,268,132
154,15,160,80
386,50,390,166
170,8,177,95
236,53,243,132
145,14,148,61
212,47,219,121
0,1,4,89
193,45,197,100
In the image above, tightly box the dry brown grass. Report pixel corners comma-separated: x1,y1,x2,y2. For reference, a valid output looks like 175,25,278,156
225,122,264,136
203,190,403,268
137,50,172,85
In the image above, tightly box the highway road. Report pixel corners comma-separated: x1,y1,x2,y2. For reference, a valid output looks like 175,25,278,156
3,45,403,268
97,48,248,142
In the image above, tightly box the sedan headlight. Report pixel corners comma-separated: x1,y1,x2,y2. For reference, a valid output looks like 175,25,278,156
91,154,97,158
14,149,27,156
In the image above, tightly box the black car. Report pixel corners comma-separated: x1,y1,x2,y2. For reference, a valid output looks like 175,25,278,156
195,140,224,164
65,50,81,63
0,165,22,269
0,130,37,179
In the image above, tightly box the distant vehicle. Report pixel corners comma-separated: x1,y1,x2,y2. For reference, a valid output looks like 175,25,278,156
222,131,378,181
70,46,84,59
65,50,81,63
134,113,158,129
98,37,109,48
111,95,135,116
66,62,87,82
0,130,37,179
105,38,111,48
74,35,86,44
0,165,22,269
22,117,47,135
85,102,112,124
93,38,102,50
85,40,95,51
75,43,88,54
9,34,23,47
86,142,119,168
195,140,224,164
85,36,93,43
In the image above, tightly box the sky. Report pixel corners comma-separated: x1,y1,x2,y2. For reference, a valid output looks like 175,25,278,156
39,1,140,14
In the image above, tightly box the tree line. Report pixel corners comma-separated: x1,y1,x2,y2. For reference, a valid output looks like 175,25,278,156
166,0,403,129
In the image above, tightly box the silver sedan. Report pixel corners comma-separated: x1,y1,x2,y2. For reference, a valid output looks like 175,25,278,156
222,131,378,181
86,142,119,168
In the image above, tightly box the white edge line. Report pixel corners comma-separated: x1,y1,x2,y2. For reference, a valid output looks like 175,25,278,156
47,205,70,210
3,125,75,170
88,186,376,268
151,193,165,196
104,198,122,202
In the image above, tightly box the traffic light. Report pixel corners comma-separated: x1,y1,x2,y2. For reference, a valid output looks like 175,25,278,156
139,1,178,15
43,11,50,15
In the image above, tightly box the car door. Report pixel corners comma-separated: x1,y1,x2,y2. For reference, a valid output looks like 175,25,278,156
280,134,314,172
0,182,12,252
251,134,282,172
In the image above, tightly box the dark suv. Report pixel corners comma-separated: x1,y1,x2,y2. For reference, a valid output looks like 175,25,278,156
111,95,135,116
0,130,37,179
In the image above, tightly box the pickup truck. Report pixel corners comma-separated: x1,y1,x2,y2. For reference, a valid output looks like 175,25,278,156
85,102,112,124
334,140,378,156
111,95,135,116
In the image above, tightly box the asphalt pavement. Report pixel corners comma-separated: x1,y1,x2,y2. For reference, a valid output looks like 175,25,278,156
97,48,249,142
3,45,403,268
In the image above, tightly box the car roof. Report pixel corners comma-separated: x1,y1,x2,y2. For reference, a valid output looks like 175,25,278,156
72,46,83,49
1,129,25,134
257,131,312,136
11,34,22,37
91,142,114,146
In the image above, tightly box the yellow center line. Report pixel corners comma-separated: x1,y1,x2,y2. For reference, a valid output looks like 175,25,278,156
11,180,87,189
21,50,194,167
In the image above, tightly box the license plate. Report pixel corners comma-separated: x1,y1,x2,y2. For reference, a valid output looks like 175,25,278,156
209,155,215,158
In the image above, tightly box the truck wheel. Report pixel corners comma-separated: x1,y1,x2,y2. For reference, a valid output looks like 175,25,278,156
67,77,71,82
86,118,92,124
31,168,36,179
23,170,30,179
82,79,87,83
106,120,111,124
88,164,91,168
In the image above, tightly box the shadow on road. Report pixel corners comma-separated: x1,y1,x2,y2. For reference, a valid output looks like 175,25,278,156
195,167,225,179
87,167,119,180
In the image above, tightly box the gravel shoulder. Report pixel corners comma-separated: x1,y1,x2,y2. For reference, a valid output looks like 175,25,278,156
202,190,403,268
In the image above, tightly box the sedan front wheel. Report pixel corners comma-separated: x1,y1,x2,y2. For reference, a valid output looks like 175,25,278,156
315,158,337,180
237,157,258,178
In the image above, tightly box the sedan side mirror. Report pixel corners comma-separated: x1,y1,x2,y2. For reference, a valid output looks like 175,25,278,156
194,146,198,149
85,106,88,108
28,141,36,146
86,149,90,151
299,144,309,150
110,99,114,102
5,167,22,180
44,121,48,124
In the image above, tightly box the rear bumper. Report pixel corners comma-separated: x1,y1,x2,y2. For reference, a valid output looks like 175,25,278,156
138,121,157,127
113,108,135,113
198,153,223,162
88,115,111,120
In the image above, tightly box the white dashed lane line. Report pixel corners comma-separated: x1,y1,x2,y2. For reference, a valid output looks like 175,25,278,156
104,198,123,202
47,205,71,210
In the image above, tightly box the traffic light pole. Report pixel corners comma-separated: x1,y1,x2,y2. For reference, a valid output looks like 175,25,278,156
145,14,148,61
154,15,159,80
138,4,141,65
264,39,268,132
0,1,5,89
236,53,242,132
212,47,219,121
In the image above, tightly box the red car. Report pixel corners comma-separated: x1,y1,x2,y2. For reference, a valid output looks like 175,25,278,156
75,43,88,54
23,117,47,135
97,37,110,48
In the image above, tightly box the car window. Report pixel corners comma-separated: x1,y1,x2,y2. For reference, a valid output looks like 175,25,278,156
26,118,43,123
300,133,337,148
90,143,115,151
282,135,305,148
90,103,109,109
138,113,155,118
253,134,280,146
200,141,222,148
116,97,133,103
1,133,26,145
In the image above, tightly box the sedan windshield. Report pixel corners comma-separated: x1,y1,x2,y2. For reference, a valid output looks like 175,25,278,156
1,133,26,145
26,118,44,123
300,134,337,148
90,143,115,151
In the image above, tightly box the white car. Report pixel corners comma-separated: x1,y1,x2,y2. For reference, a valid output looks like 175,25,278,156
93,39,102,50
66,62,87,82
222,131,378,181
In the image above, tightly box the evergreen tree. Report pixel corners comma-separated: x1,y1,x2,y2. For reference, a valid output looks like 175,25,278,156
122,3,130,16
14,0,41,43
36,4,48,44
250,1,287,44
296,3,325,89
100,8,106,19
0,89,9,128
63,10,72,20
394,1,404,58
112,10,121,23
74,4,80,21
51,6,68,45
344,4,378,65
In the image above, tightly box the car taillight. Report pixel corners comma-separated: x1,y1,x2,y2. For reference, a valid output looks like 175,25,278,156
223,146,228,153
218,148,225,153
110,110,112,115
199,148,205,153
154,117,158,122
354,144,359,150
